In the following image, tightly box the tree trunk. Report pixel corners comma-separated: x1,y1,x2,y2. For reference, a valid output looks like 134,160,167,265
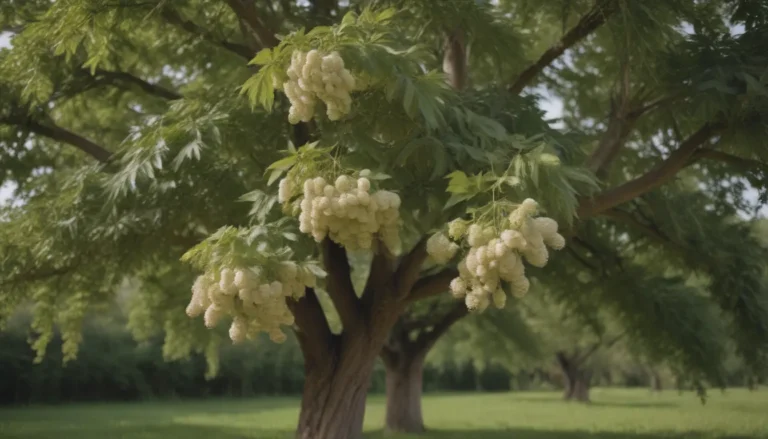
650,370,663,392
746,375,757,391
383,350,426,434
296,338,379,439
557,352,592,403
380,302,468,434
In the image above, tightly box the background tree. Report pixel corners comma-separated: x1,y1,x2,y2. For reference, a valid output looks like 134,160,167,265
2,1,768,439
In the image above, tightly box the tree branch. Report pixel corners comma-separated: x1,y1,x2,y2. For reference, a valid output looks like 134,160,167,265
361,240,395,308
0,265,79,287
286,288,335,362
91,69,182,100
443,28,468,90
321,239,364,330
224,0,279,49
627,94,682,120
688,149,768,172
586,57,634,175
413,301,469,351
1,117,113,164
1,25,24,34
508,0,619,95
394,238,428,300
578,121,725,218
161,7,253,59
573,331,626,366
602,208,676,248
406,268,458,304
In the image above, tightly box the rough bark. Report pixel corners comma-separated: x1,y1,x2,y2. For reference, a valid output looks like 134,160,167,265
443,28,468,90
381,302,468,433
382,349,427,434
296,337,377,439
556,352,592,403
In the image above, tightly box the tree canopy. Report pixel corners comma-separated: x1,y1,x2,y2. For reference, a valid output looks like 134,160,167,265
2,1,768,438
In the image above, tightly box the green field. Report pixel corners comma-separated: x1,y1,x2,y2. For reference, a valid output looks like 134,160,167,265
1,389,767,439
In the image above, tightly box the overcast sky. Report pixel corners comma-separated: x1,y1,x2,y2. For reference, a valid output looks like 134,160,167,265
0,32,12,204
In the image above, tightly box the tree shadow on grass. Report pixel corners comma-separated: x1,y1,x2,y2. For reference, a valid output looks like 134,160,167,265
367,428,753,439
0,423,295,439
2,423,756,439
0,396,301,420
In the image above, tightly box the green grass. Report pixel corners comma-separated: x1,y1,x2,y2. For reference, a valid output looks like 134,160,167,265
1,388,767,439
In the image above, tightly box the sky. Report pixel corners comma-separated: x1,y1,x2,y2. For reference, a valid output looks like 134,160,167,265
0,32,12,204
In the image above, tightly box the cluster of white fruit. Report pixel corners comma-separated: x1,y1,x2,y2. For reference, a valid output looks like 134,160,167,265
283,50,356,124
186,263,317,343
280,175,402,252
426,232,459,264
429,199,565,313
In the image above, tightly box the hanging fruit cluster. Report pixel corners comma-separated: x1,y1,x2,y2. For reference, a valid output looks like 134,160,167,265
427,199,565,312
186,262,318,343
283,50,356,123
279,175,402,253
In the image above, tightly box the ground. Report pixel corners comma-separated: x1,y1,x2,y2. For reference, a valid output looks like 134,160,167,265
1,389,767,439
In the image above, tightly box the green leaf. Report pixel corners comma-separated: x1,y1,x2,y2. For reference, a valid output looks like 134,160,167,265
267,169,284,186
359,169,391,180
249,48,273,66
403,81,416,117
241,69,276,111
267,155,298,171
376,8,396,22
742,73,768,97
503,176,521,188
306,26,332,38
341,11,358,27
444,193,471,209
446,170,470,194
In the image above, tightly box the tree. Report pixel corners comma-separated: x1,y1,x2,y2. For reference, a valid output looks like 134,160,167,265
376,0,768,430
2,1,768,439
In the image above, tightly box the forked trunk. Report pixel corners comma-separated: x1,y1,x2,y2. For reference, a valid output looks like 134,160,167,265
295,336,380,439
563,370,592,402
383,350,426,434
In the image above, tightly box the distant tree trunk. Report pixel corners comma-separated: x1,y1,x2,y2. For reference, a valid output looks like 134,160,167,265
381,302,468,434
649,369,663,392
746,375,757,391
556,351,592,403
382,348,427,434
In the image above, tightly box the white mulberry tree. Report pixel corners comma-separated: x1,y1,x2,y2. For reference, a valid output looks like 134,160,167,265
1,1,768,439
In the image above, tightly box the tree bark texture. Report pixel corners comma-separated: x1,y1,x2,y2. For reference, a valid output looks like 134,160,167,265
383,350,427,434
296,337,378,439
380,302,468,433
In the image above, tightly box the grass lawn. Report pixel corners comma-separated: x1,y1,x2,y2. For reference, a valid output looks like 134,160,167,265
1,388,767,439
